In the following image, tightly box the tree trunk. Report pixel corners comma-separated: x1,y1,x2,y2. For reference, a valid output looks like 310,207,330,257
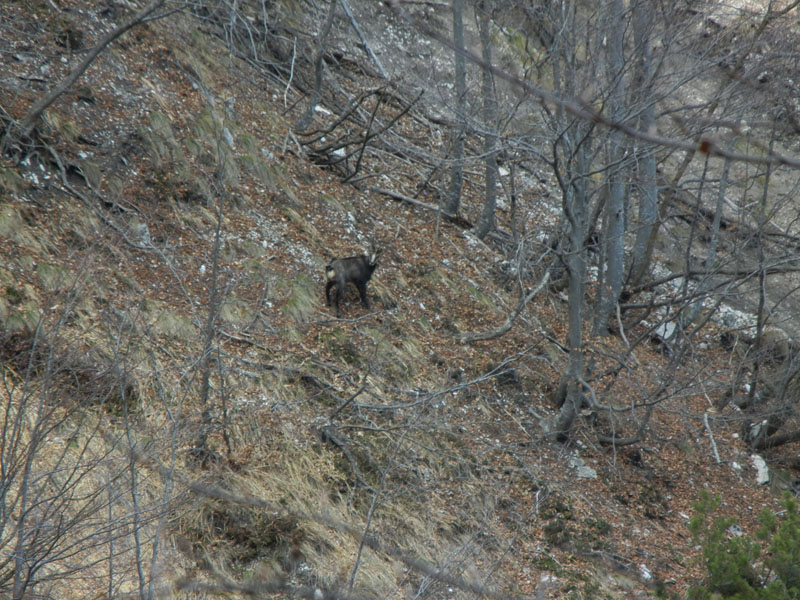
546,190,588,437
540,0,593,439
628,0,658,287
593,0,627,335
475,0,498,239
545,133,591,439
443,0,467,217
294,0,338,134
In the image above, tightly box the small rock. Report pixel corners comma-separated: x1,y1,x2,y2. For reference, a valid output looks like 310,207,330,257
569,452,597,479
751,454,769,485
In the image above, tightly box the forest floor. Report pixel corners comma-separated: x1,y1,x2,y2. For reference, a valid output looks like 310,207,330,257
0,1,796,599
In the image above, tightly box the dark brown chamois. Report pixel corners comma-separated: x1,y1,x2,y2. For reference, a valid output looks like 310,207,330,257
325,245,382,317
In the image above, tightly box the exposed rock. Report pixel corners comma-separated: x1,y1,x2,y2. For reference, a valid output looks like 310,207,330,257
569,451,597,479
751,453,770,485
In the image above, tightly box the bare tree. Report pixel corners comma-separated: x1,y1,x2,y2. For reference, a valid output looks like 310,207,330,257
538,0,601,438
0,285,173,599
443,0,468,218
628,0,660,287
294,0,338,134
593,0,628,335
474,0,499,239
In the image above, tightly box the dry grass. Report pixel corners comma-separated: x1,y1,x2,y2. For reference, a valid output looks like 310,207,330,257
2,2,794,598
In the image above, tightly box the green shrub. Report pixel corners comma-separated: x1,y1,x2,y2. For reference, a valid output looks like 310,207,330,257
688,490,800,600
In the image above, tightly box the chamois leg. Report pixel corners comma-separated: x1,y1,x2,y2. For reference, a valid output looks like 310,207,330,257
333,283,344,317
357,281,370,308
326,281,335,306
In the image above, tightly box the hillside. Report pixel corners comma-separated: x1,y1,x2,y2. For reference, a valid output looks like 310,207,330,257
0,1,798,599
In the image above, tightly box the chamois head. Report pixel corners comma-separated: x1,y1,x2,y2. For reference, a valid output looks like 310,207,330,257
325,243,382,317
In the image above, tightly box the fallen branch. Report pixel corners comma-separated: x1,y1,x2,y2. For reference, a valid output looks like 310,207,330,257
339,0,387,78
369,186,477,229
459,271,550,343
748,427,800,450
371,185,472,229
371,185,440,212
703,412,721,464
319,424,378,494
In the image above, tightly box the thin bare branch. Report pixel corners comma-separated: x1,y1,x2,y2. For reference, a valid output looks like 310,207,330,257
383,0,800,169
15,0,168,139
460,271,550,343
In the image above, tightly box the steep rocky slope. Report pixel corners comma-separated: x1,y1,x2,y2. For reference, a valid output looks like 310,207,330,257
0,1,795,599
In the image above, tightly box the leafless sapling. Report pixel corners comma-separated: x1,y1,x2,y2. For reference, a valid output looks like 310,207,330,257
325,244,382,317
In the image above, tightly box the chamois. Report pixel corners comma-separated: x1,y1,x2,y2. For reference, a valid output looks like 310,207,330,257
325,244,382,317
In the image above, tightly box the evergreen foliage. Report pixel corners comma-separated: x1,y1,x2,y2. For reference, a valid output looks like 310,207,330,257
689,491,800,600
